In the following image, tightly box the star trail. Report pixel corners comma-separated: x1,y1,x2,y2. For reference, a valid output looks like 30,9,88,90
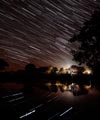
0,0,100,70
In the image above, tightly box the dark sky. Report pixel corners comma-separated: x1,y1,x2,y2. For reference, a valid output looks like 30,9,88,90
0,0,100,70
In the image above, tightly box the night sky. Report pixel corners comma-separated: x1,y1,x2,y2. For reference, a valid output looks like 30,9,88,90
0,0,100,70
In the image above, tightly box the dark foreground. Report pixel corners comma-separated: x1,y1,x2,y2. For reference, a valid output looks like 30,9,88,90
0,82,100,120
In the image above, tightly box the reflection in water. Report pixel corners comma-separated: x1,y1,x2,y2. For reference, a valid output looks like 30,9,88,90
50,85,58,92
44,82,90,96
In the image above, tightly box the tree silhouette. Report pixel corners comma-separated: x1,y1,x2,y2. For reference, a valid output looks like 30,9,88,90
51,67,58,74
0,58,9,71
25,63,36,73
70,9,100,77
59,67,64,74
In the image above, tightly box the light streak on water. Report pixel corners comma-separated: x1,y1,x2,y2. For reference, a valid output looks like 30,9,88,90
19,109,36,119
2,92,23,98
48,112,60,120
8,96,24,102
60,107,73,116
